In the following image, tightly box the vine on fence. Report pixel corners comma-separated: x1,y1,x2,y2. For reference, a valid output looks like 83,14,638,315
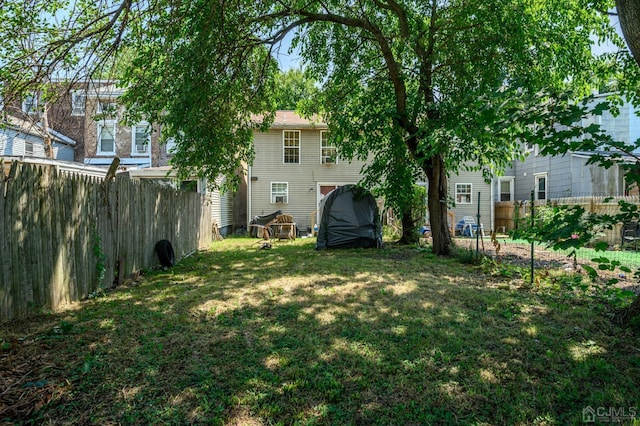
92,224,106,289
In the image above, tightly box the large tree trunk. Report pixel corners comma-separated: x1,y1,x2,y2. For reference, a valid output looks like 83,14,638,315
425,153,452,255
617,0,640,67
399,210,419,244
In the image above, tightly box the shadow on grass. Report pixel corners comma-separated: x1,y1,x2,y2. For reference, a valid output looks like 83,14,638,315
1,238,639,424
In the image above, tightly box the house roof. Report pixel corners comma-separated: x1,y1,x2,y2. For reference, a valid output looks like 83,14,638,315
125,165,176,178
268,110,328,130
2,115,76,146
86,81,124,98
2,156,107,178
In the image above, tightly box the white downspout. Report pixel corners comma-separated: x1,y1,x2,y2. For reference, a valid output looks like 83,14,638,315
247,164,252,230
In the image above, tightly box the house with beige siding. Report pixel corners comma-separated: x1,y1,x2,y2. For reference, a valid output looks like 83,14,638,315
250,111,499,236
248,111,369,235
416,166,495,236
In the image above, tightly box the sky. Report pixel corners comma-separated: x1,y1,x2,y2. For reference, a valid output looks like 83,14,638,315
275,32,302,71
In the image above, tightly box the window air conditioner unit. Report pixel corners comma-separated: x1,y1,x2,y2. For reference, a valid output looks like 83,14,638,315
275,196,285,203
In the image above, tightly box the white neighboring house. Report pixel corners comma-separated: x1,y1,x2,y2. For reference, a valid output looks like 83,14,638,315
0,115,76,161
447,168,494,234
506,92,640,201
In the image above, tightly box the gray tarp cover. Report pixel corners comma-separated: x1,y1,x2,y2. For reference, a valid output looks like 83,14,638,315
315,185,382,249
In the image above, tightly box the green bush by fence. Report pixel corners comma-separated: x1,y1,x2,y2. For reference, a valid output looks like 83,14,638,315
1,161,212,321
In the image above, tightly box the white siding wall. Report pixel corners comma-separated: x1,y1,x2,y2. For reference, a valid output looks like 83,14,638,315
207,176,234,235
448,168,493,232
221,191,233,230
53,142,74,161
0,128,74,161
250,128,368,233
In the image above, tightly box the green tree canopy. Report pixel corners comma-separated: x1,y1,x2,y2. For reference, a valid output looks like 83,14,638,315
274,68,319,110
0,0,625,254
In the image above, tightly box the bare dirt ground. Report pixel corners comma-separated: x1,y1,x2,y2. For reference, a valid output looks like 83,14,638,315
467,237,640,295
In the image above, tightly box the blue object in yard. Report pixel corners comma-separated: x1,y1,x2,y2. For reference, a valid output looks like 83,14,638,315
455,220,480,237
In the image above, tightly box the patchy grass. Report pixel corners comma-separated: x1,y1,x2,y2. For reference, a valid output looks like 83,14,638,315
1,238,639,425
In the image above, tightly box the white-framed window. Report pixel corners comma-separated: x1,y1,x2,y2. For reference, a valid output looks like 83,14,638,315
71,91,86,116
320,130,337,164
25,141,34,155
283,130,300,164
499,178,514,202
165,137,177,154
271,182,289,204
534,173,547,200
97,101,118,116
22,94,38,114
455,183,472,204
131,122,150,155
97,121,116,155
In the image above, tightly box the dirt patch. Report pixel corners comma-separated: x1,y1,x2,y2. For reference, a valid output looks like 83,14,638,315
481,240,640,295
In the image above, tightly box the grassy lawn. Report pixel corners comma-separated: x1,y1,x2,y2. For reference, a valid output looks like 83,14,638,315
2,238,639,425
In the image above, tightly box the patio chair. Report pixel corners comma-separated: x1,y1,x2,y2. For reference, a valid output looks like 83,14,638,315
273,214,296,241
620,221,640,250
249,222,274,240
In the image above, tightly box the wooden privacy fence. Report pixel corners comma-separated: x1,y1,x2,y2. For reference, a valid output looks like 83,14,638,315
495,196,640,245
1,161,212,321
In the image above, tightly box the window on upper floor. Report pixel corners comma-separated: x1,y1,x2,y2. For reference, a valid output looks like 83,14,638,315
283,130,300,164
320,131,337,164
271,182,289,204
97,121,116,155
455,183,472,204
22,94,38,115
97,101,118,117
525,141,535,153
25,141,34,155
71,91,86,116
132,123,150,155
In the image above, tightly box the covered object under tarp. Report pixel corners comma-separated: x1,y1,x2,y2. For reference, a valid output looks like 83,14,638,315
316,185,382,250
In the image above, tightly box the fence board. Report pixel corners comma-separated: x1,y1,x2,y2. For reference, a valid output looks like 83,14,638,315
495,196,640,246
1,161,212,321
1,163,13,319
